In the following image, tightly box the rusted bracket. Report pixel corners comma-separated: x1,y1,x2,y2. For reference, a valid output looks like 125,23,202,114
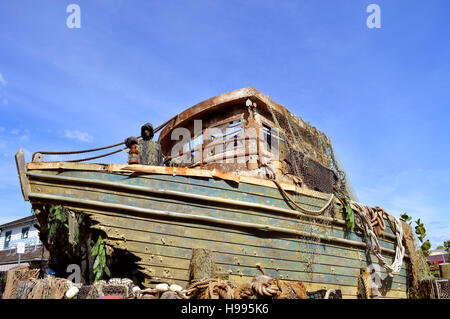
15,148,30,201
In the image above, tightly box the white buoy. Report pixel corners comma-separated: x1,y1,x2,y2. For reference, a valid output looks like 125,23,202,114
65,286,79,299
155,283,169,292
169,284,182,292
132,286,141,293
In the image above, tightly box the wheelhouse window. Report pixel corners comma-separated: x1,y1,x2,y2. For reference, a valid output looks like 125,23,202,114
190,134,203,163
226,120,244,148
204,119,244,159
262,123,286,155
263,124,272,150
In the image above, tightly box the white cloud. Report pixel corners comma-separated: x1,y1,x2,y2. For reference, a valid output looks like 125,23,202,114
0,73,6,86
64,129,93,142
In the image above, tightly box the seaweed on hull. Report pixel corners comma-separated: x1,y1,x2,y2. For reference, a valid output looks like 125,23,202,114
32,204,143,285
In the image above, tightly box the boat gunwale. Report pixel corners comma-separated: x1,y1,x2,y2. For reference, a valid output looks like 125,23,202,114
25,161,331,198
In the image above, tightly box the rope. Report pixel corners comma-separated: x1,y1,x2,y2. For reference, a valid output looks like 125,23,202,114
184,278,234,299
66,147,127,163
33,140,128,156
174,276,308,299
32,118,172,162
367,206,397,238
251,278,308,299
234,284,253,299
357,268,372,299
272,179,335,216
351,202,405,277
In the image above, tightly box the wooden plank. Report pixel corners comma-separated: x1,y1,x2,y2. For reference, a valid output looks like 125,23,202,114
124,239,408,278
87,208,408,272
102,234,408,287
129,172,399,236
135,262,407,293
30,169,330,210
89,209,407,269
122,239,408,280
15,149,30,201
34,188,402,260
93,216,408,281
28,169,399,239
31,180,401,252
131,250,408,288
27,161,317,194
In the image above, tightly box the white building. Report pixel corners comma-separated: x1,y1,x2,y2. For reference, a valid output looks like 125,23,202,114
0,215,49,272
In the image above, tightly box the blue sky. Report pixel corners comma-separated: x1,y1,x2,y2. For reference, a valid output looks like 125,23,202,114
0,0,449,248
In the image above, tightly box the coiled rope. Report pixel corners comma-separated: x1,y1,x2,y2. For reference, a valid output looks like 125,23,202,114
357,268,372,299
179,276,308,299
351,201,405,277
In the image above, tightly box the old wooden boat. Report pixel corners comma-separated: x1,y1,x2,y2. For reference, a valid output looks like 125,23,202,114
15,87,412,298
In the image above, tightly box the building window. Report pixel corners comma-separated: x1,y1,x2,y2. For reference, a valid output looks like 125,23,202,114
4,231,12,249
21,227,29,239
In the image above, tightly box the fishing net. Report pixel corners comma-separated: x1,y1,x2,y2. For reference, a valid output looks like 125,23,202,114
107,278,134,298
419,279,450,299
265,102,353,198
2,266,40,299
77,285,92,299
401,221,420,297
437,280,450,299
86,281,105,299
102,284,130,298
15,281,37,299
27,276,71,299
291,150,337,194
307,289,343,299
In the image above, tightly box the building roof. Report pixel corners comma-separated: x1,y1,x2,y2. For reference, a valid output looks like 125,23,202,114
0,215,37,229
429,249,448,256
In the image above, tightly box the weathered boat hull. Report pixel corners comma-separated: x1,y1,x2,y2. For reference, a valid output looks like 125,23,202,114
16,155,410,299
